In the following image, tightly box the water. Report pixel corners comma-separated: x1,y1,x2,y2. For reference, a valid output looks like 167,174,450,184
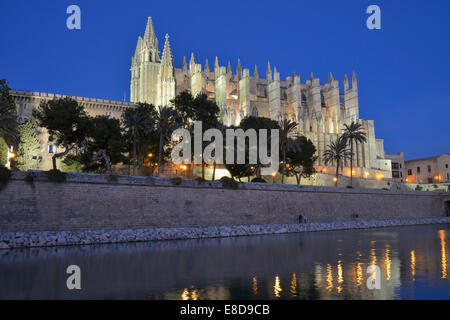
0,224,449,300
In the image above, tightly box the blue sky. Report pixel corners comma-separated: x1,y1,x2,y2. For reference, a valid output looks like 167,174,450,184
0,0,449,159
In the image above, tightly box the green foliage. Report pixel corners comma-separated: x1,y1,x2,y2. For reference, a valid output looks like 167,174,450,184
33,98,88,170
0,137,8,166
0,165,11,191
415,185,423,191
47,169,66,183
282,136,317,185
220,176,239,190
86,116,127,174
0,79,18,145
251,177,267,183
16,119,41,171
122,103,157,175
226,116,281,180
61,154,89,173
323,135,352,185
170,177,182,186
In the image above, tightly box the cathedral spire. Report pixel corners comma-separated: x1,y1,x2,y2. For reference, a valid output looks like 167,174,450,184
267,61,272,81
352,71,358,90
328,72,334,82
161,34,173,66
236,58,242,76
204,59,210,73
143,15,157,48
182,56,188,71
254,65,259,78
190,53,196,70
344,74,349,90
227,61,232,74
215,56,220,70
310,72,314,80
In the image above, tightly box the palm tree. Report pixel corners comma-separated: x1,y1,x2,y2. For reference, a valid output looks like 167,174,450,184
155,106,179,177
212,124,228,181
323,135,352,187
279,119,301,184
122,105,154,176
342,121,367,187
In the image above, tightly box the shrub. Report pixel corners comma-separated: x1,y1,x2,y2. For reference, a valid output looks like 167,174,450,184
251,178,267,183
47,169,66,183
107,175,118,183
195,177,206,185
415,185,423,191
171,177,182,186
0,165,11,191
25,173,34,186
220,176,239,190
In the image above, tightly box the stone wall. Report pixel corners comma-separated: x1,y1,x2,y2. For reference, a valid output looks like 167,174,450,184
0,172,449,233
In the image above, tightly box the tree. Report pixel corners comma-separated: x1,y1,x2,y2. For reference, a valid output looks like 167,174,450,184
279,119,301,184
342,121,367,187
0,79,18,146
122,104,156,176
155,106,179,177
16,119,41,171
33,98,88,170
282,136,317,185
238,116,280,178
323,135,352,187
172,92,220,179
86,116,127,175
0,137,8,166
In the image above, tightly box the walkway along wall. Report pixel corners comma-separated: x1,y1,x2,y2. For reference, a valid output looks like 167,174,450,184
1,172,449,233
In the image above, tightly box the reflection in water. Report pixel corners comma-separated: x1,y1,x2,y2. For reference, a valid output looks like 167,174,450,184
326,264,333,293
385,245,391,281
411,250,416,282
252,277,258,296
356,262,363,287
440,230,447,279
290,273,297,297
274,275,282,298
181,288,189,300
0,224,449,300
337,261,344,294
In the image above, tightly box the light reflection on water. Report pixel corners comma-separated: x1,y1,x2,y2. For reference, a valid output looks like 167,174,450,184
0,224,449,300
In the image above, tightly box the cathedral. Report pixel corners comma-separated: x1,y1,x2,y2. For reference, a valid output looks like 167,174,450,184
129,15,393,179
8,14,392,180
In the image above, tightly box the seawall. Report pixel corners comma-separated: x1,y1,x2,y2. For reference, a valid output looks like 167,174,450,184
0,171,449,248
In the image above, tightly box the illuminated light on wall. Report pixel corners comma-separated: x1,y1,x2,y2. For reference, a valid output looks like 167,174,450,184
376,173,384,181
333,177,338,182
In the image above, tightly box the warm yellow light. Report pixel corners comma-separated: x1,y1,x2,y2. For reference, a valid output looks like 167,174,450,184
333,177,338,182
323,168,327,173
8,151,16,160
272,173,276,177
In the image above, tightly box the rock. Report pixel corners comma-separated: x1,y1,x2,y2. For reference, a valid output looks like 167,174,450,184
0,242,10,250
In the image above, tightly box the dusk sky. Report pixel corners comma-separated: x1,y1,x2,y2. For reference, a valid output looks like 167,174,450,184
0,0,449,160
